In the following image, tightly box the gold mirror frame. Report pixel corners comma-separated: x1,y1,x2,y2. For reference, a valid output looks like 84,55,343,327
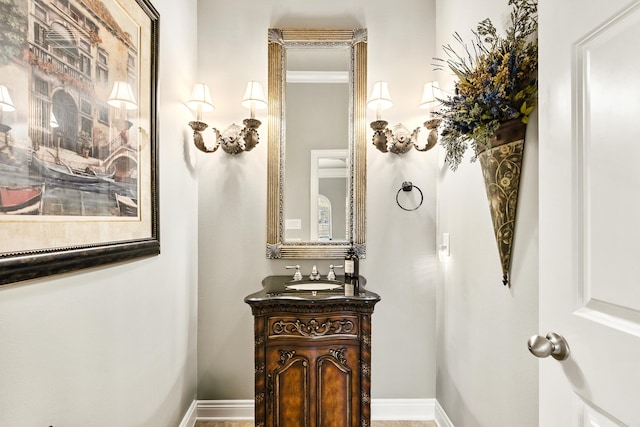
266,28,367,259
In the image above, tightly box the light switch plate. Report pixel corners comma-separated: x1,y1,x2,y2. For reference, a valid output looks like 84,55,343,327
440,232,450,259
285,219,302,230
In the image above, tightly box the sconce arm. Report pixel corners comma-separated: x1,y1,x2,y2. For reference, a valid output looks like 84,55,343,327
241,118,262,152
189,120,220,153
190,118,263,155
371,120,389,153
413,118,441,152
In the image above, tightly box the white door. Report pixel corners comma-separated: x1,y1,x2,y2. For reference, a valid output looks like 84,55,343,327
539,0,640,425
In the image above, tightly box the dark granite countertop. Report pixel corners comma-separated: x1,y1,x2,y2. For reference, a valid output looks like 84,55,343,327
244,275,381,306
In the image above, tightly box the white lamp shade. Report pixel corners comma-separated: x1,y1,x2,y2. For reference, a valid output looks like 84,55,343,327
187,83,215,112
241,81,267,110
50,111,59,128
0,85,16,112
367,81,393,111
107,81,137,110
419,81,440,109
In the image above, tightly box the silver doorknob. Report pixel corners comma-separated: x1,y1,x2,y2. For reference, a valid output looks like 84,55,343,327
527,332,570,361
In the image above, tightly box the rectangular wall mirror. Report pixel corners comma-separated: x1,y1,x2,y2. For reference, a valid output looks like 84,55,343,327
266,29,367,259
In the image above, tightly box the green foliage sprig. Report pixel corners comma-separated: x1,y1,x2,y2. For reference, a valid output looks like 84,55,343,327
434,0,538,170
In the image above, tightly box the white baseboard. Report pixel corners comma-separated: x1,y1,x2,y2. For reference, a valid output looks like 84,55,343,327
197,399,254,420
178,399,198,427
434,400,455,427
189,398,454,425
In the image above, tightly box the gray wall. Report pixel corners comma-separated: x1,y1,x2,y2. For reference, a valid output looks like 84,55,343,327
434,0,539,425
196,0,438,400
284,82,348,241
0,0,200,425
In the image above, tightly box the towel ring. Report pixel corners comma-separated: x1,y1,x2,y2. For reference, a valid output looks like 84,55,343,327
396,181,423,211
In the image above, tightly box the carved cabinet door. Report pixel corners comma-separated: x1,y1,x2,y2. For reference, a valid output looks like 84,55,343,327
267,348,310,427
265,344,360,427
315,345,359,427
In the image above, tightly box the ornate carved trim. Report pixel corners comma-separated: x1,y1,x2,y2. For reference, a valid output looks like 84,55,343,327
329,347,348,365
255,333,265,346
272,318,355,337
266,244,281,259
361,333,371,349
266,373,273,402
352,28,368,44
278,349,296,366
360,360,371,378
250,302,376,316
255,361,265,374
353,243,366,258
361,390,370,404
256,392,265,404
268,28,284,45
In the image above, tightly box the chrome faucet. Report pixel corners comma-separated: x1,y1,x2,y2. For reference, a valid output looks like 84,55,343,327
287,265,338,281
286,265,303,281
326,264,343,281
309,265,321,281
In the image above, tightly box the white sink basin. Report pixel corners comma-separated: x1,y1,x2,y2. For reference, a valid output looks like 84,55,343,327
285,282,343,291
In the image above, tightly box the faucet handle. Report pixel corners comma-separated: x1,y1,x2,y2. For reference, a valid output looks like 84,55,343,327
286,265,302,281
327,264,343,281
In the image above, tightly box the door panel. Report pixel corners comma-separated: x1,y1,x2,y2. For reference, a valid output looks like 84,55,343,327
271,352,310,427
316,348,354,427
583,402,629,427
540,0,640,425
578,3,640,317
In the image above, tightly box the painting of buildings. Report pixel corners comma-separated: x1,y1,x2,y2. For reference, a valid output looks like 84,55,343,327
0,0,141,217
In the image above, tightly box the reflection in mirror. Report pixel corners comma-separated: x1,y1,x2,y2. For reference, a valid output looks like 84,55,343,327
284,47,349,243
267,29,367,259
309,150,348,242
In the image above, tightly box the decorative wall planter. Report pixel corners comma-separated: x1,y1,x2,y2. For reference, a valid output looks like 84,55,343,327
478,119,527,287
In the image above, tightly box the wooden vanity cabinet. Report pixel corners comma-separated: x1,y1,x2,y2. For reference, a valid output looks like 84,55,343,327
245,277,380,427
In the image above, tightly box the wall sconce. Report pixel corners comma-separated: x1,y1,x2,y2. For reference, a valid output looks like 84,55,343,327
0,85,16,132
188,81,267,155
108,81,137,132
368,81,441,155
187,83,214,152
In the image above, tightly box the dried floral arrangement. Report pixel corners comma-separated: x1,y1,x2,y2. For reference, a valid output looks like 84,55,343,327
435,0,538,170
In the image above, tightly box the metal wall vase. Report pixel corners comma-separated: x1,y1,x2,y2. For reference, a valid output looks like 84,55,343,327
478,119,527,287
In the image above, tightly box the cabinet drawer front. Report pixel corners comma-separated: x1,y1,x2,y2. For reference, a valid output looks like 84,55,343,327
268,315,359,340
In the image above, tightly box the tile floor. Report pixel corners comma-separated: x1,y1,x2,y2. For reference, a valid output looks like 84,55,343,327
195,421,437,427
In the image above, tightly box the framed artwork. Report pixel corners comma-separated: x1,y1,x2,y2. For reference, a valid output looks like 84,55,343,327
0,0,160,286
